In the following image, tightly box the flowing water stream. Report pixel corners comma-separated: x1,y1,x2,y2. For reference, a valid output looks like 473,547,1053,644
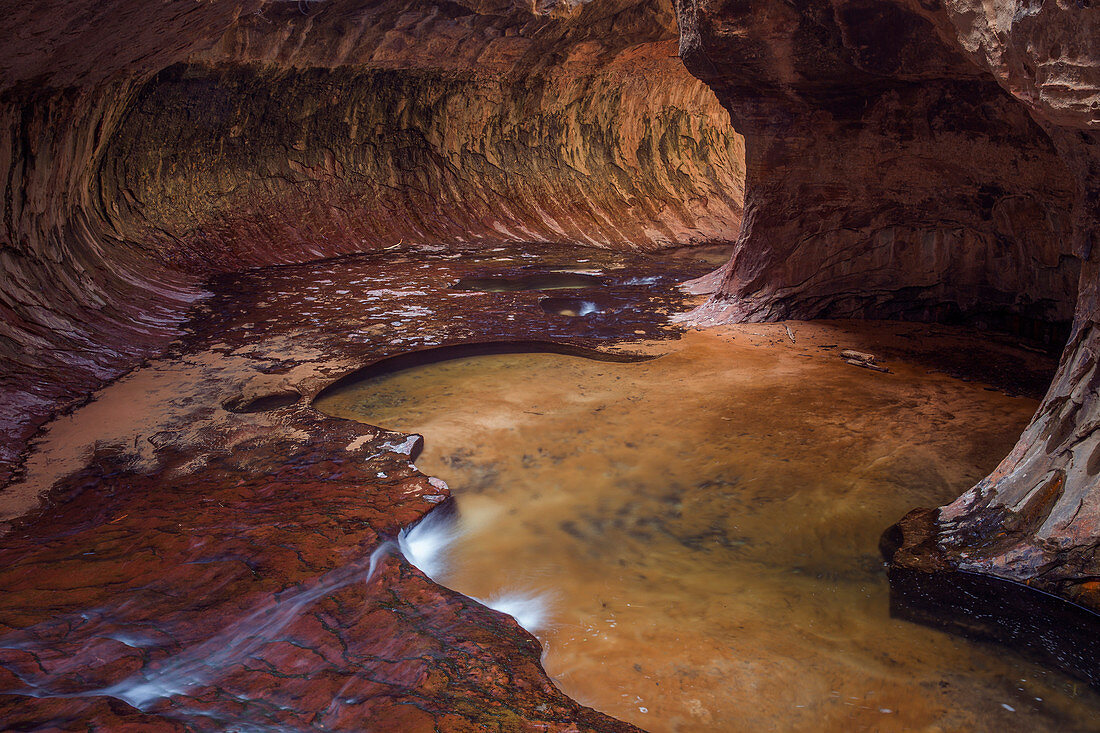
316,328,1100,732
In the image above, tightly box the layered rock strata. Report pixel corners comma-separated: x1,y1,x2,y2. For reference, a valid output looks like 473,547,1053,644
676,0,1100,682
676,0,1078,339
889,0,1100,673
908,0,1100,605
1,0,744,487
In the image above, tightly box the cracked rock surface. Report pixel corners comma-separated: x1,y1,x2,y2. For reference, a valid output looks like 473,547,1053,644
0,243,708,730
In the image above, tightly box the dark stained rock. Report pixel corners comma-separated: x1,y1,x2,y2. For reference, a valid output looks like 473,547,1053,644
676,0,1078,338
879,1,1100,673
896,0,1100,598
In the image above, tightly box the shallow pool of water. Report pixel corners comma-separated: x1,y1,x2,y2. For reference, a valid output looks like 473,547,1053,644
316,329,1100,732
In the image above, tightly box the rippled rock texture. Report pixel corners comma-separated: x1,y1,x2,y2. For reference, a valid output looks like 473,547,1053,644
676,0,1100,678
5,0,1100,720
1,0,743,486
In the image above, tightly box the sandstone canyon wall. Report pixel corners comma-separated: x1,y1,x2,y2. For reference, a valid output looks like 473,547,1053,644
902,0,1100,614
0,0,744,487
3,0,1099,692
676,0,1079,341
676,0,1100,676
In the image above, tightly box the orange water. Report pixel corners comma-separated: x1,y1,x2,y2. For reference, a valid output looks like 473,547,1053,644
317,329,1100,732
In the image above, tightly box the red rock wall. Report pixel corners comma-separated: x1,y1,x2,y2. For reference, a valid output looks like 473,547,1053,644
0,81,203,487
676,0,1078,340
100,59,741,270
8,0,1096,634
0,0,744,486
902,0,1100,610
676,0,1100,614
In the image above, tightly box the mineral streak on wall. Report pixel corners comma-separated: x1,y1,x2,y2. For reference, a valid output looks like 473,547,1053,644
0,0,744,486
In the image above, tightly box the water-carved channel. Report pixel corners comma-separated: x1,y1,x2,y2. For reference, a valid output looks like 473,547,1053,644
316,329,1100,732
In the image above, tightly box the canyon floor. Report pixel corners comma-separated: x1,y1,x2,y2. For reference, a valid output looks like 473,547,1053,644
0,244,1095,731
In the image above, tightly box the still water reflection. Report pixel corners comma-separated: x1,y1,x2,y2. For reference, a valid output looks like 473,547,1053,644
317,329,1100,732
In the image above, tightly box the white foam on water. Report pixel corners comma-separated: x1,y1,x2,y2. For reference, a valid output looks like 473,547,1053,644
481,591,553,634
398,509,459,582
397,509,552,635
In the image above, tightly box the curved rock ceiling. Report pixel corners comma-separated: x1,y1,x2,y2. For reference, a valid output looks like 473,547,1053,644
1,0,1099,716
0,0,744,485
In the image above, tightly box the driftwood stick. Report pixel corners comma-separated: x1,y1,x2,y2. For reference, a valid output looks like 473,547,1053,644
840,349,877,363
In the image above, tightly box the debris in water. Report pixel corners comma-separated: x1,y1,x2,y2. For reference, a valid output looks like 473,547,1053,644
841,349,890,373
840,349,878,363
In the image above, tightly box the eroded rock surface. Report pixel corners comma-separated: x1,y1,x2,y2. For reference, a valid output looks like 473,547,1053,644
0,244,708,729
4,0,1100,719
1,0,744,487
676,0,1078,338
675,0,1100,682
903,0,1100,609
